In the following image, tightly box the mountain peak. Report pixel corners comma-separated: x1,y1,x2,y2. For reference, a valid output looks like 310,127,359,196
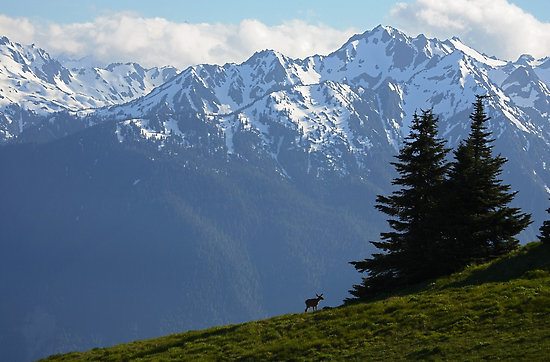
339,25,404,47
502,64,540,88
372,24,401,35
517,54,535,63
246,49,289,64
351,24,409,43
515,54,541,68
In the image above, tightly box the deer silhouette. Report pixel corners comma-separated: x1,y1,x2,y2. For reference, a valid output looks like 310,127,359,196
305,293,324,312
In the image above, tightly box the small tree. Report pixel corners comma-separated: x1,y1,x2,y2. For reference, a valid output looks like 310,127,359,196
445,95,531,265
539,203,550,244
348,109,450,300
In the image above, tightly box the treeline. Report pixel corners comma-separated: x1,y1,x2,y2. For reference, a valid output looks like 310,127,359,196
349,96,550,300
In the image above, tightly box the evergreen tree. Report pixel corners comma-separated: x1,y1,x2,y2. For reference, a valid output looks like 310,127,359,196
444,96,531,266
539,203,550,244
349,109,450,300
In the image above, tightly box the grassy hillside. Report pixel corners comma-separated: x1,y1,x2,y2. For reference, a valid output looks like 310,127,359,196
44,242,550,361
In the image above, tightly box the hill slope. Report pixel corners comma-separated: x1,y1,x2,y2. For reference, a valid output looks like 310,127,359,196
43,242,550,361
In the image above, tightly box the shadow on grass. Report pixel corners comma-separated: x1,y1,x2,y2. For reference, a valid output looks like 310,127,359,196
346,242,550,305
129,324,242,359
446,242,550,289
407,345,444,359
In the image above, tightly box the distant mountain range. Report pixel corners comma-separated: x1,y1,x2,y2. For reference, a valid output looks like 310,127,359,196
0,25,549,361
2,26,549,204
0,35,177,141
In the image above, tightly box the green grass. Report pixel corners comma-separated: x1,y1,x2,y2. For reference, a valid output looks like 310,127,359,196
44,242,550,361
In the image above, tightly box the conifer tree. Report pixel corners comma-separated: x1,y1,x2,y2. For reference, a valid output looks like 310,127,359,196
349,109,450,300
444,96,531,266
539,203,550,244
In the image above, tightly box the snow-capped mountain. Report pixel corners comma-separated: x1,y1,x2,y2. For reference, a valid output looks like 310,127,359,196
0,36,177,141
85,26,548,182
2,25,549,198
3,25,548,205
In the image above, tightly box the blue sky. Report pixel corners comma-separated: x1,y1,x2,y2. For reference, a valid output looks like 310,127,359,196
2,0,548,27
0,0,548,67
3,1,395,26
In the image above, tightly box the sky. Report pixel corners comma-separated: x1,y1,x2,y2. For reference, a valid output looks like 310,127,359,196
0,0,548,68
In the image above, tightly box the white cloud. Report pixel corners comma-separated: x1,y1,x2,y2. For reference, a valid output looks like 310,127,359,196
390,0,550,60
0,13,356,69
2,3,547,68
0,14,36,44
